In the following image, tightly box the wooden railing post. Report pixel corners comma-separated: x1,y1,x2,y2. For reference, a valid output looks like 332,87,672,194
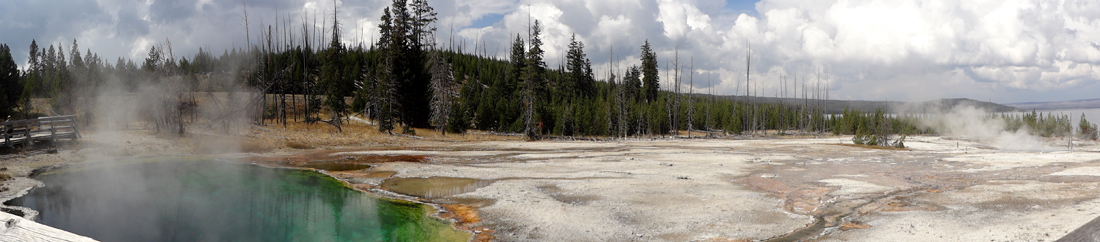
3,123,10,149
49,120,57,143
70,117,81,139
24,124,32,147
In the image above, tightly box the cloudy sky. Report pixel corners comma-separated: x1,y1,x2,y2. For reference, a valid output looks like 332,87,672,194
2,0,1098,103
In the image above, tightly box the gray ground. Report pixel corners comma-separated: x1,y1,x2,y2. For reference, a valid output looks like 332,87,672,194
338,136,1100,241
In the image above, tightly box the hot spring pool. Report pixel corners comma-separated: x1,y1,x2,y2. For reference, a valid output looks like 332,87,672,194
5,158,469,242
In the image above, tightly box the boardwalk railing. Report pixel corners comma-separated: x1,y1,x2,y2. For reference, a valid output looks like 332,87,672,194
0,115,81,149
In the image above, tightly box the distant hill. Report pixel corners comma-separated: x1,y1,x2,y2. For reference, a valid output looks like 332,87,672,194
903,98,1020,113
1007,98,1100,110
706,95,1018,113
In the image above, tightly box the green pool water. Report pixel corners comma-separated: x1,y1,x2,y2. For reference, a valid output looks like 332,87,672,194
5,159,469,242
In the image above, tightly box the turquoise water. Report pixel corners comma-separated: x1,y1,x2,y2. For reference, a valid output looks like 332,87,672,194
6,159,468,242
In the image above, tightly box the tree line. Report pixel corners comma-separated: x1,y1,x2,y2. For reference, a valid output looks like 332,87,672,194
1,0,1094,145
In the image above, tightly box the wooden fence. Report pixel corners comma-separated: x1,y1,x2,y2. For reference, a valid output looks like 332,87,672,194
0,115,81,149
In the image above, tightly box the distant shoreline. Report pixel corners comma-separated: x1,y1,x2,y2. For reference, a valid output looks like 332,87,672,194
1007,98,1100,110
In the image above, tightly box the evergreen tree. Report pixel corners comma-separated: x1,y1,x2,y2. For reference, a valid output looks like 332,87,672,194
70,39,84,72
22,40,40,116
497,34,526,132
53,43,71,113
376,0,437,131
565,33,593,99
507,34,526,97
28,40,39,74
143,46,161,73
640,40,659,103
0,44,21,118
522,20,546,140
1080,113,1097,140
624,66,642,98
321,10,348,125
375,7,399,133
410,0,437,47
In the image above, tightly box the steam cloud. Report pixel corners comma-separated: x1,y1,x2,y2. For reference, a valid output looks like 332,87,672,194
914,106,1048,151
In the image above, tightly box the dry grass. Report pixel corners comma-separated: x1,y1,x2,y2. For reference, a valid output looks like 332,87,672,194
240,139,276,153
247,115,521,151
836,143,911,151
285,141,313,149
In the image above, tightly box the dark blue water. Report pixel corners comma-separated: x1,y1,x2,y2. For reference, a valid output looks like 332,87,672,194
5,159,468,242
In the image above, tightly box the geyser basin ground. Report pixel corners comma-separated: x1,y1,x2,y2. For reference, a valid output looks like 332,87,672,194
299,136,1100,241
7,130,1100,241
5,158,468,242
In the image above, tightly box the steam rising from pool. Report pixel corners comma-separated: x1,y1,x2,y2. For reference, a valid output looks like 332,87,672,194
6,159,469,242
909,105,1049,151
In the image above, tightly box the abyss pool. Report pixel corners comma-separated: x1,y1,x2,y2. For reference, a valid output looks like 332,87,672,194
5,158,468,242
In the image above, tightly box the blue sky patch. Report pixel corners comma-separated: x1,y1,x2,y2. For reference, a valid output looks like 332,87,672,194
469,13,505,29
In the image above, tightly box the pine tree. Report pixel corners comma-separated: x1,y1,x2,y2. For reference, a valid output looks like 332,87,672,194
565,33,593,99
28,40,39,74
508,34,526,96
382,0,437,131
522,20,546,140
143,46,161,73
321,6,348,127
506,34,526,132
410,0,437,46
70,39,84,72
640,40,659,103
624,66,642,100
1080,113,1097,140
21,40,40,117
0,44,21,118
375,7,395,133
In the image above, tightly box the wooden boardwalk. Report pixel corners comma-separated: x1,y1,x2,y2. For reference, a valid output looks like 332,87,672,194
0,210,98,242
0,115,81,149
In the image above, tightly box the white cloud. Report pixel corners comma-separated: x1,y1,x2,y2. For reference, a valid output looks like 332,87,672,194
2,0,1099,103
657,0,712,40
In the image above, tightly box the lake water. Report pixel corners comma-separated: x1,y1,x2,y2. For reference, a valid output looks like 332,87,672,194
5,159,468,242
1003,108,1100,129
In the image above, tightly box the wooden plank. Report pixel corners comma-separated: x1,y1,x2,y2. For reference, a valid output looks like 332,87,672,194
1,137,27,147
1057,214,1100,242
0,212,98,242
